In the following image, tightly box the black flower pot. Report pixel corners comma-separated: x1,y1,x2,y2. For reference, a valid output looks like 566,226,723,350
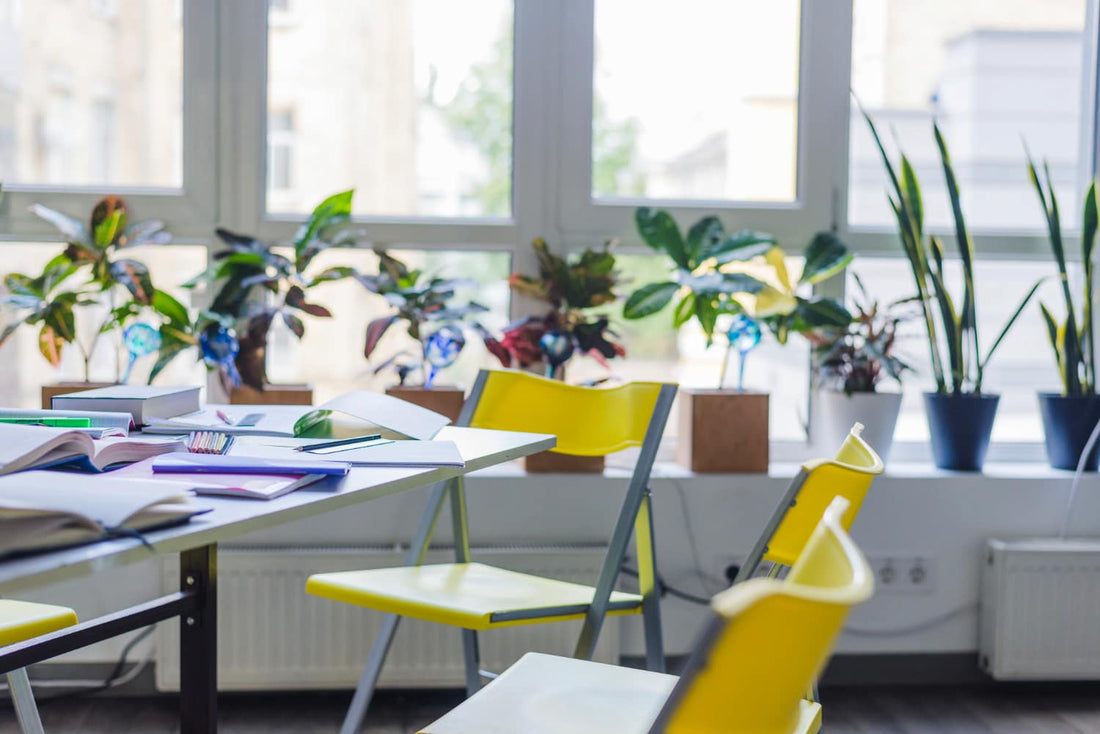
924,392,1000,471
1038,393,1100,471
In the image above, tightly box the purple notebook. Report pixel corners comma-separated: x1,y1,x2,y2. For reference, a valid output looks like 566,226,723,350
152,454,350,476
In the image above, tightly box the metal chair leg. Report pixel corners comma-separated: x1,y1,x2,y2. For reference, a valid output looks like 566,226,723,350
339,614,402,734
7,668,45,734
460,629,483,697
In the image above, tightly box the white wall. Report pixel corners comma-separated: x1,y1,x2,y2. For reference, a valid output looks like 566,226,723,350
16,463,1100,667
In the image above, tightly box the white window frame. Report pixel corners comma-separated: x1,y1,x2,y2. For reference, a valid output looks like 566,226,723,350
0,0,217,242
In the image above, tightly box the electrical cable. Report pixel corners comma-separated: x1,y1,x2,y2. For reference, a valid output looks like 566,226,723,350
619,565,712,606
842,602,978,637
1058,415,1100,538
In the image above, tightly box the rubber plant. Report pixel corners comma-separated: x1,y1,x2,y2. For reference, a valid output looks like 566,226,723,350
360,248,502,386
178,189,363,391
1027,153,1099,396
860,109,1043,395
623,208,852,386
0,195,171,382
502,237,625,378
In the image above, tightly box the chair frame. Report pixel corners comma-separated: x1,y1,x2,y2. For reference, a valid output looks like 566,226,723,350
337,370,677,734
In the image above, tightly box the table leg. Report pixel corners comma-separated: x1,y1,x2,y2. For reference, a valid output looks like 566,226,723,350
180,543,217,733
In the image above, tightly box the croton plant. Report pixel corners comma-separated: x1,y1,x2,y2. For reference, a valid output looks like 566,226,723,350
502,237,625,377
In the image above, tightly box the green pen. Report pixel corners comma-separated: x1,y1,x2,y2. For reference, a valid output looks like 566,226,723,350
0,417,93,428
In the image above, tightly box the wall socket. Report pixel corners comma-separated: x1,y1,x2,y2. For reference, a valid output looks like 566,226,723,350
866,554,935,593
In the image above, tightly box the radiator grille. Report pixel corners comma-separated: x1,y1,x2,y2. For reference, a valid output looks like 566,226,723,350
980,539,1100,680
156,546,622,691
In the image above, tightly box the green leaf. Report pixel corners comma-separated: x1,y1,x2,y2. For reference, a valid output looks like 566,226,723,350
42,300,76,344
635,207,689,269
623,281,678,319
672,292,695,327
800,232,853,285
981,278,1046,375
695,297,718,345
93,209,126,249
1039,302,1065,391
684,216,724,265
707,230,776,265
791,298,853,329
293,189,355,266
152,289,190,326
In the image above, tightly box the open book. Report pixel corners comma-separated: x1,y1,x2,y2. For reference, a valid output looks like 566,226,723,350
115,457,329,501
0,472,209,557
0,424,183,476
143,391,451,441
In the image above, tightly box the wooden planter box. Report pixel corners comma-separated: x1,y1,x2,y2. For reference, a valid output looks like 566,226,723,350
41,382,117,410
229,384,314,406
678,389,769,473
385,386,465,423
524,451,606,474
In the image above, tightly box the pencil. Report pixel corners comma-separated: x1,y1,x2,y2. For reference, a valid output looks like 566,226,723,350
293,434,383,452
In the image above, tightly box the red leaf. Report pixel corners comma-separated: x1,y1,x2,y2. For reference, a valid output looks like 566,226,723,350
364,315,398,359
482,335,511,367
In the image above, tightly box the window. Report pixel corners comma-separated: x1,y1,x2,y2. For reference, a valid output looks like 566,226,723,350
267,109,295,194
849,0,1091,232
265,0,514,218
0,0,183,188
593,0,801,203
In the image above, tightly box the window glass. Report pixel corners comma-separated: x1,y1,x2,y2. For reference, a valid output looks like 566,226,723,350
266,250,512,404
593,0,800,202
0,0,183,188
849,0,1089,231
266,0,514,218
847,258,1061,443
0,243,207,409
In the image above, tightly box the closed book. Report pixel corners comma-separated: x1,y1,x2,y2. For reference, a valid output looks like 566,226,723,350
0,424,183,475
115,458,328,500
51,386,201,426
151,453,350,476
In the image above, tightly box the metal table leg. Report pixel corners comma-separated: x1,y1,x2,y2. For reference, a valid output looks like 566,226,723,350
180,543,217,733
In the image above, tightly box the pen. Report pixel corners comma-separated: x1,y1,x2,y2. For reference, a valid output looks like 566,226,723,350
216,410,235,426
294,434,383,452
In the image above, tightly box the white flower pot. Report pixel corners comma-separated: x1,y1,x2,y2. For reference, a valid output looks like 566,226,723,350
810,390,903,465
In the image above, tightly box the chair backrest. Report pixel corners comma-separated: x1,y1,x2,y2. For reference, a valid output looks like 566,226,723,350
463,369,672,457
764,423,883,567
651,497,874,734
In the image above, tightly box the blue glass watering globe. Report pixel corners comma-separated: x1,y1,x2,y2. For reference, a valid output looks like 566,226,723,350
727,314,761,392
200,325,242,387
424,325,466,389
120,323,161,384
539,330,574,379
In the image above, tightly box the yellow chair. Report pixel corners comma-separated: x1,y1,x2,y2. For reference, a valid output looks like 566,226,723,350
419,495,874,734
734,422,883,584
1,600,78,734
307,369,678,734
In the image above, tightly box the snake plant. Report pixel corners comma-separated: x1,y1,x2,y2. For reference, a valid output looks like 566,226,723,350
861,108,1043,395
1027,152,1099,396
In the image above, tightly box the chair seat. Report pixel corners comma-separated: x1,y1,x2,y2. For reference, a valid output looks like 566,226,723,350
419,652,822,734
0,600,78,648
306,562,643,631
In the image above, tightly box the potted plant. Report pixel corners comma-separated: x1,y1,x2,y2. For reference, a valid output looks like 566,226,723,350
808,274,915,464
1027,154,1100,470
503,238,626,472
623,208,851,472
0,196,173,407
360,249,499,421
862,110,1042,470
179,190,364,404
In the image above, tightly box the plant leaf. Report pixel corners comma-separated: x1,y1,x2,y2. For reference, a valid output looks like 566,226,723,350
28,204,90,244
284,285,332,317
623,281,678,319
109,259,156,305
707,230,776,265
800,232,853,285
684,215,724,265
38,324,66,367
673,292,695,327
151,289,189,326
282,311,305,339
364,315,398,359
635,207,689,269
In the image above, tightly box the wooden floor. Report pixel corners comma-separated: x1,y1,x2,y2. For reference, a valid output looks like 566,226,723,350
4,685,1100,732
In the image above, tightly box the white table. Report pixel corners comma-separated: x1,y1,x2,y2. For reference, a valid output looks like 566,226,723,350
0,426,554,733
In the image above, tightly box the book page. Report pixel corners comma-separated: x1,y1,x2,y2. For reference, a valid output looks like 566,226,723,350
0,424,92,475
0,472,194,529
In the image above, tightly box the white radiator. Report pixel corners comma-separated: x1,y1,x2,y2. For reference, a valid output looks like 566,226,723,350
156,546,622,691
980,538,1100,680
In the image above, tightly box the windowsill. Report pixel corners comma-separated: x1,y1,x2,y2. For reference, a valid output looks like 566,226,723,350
468,459,1088,481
